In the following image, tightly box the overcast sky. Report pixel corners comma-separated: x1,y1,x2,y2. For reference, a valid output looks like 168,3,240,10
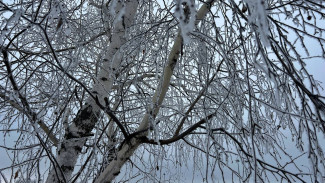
1,0,325,182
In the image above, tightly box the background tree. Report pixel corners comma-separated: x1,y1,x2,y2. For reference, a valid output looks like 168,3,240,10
1,0,325,182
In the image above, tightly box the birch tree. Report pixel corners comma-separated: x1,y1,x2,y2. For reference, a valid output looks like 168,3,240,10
1,0,325,182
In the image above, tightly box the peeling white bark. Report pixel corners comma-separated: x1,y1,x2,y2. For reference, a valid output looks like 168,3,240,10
94,1,215,183
45,1,139,182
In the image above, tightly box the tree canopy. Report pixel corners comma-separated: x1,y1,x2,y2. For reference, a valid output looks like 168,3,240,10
1,0,325,182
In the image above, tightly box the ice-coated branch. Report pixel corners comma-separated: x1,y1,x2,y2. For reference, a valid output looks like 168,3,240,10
1,49,59,146
45,1,140,182
94,1,216,182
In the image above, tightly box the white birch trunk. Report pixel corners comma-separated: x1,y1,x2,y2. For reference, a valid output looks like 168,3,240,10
94,1,215,182
45,1,139,182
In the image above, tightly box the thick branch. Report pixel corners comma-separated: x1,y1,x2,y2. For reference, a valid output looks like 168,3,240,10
95,1,216,182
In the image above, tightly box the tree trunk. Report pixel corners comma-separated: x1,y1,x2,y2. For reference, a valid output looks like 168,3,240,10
94,1,215,182
45,1,139,182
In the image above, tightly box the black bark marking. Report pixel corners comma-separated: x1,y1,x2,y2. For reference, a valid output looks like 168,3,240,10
113,171,120,176
101,77,108,81
104,97,109,106
78,106,92,120
61,143,66,150
170,57,178,70
73,105,98,135
74,145,82,152
122,15,126,28
66,131,78,139
61,165,74,172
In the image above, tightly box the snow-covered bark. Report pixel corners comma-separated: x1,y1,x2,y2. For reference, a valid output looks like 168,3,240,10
244,0,270,47
2,0,325,182
45,1,139,182
94,1,215,182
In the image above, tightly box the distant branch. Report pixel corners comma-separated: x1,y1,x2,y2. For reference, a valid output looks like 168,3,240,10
1,48,59,146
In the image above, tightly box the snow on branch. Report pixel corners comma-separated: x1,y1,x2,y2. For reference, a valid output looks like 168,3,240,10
174,0,197,44
244,0,270,47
